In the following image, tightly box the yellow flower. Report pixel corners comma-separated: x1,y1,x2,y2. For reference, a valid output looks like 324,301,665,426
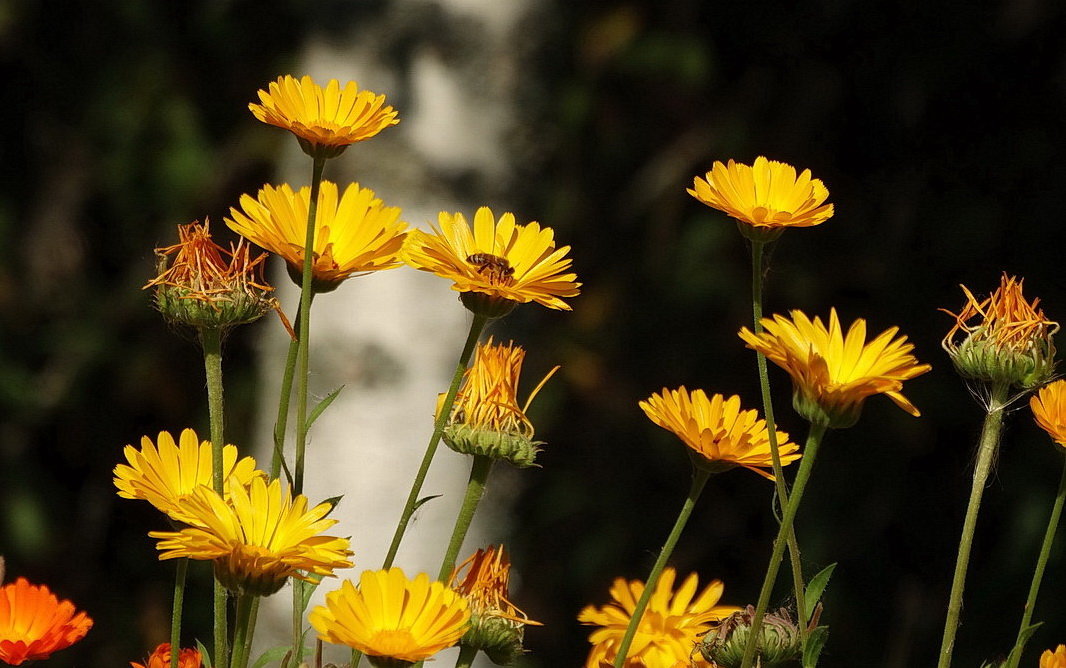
403,206,580,317
149,477,352,596
225,181,407,292
449,546,540,664
1041,645,1066,668
739,309,931,429
578,567,739,668
113,429,263,525
0,578,93,666
249,75,399,158
1031,380,1066,449
309,568,470,665
441,338,558,467
639,388,800,480
145,220,275,330
942,274,1058,391
687,156,834,241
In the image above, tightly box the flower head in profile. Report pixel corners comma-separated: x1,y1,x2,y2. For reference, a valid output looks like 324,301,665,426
145,220,275,331
578,567,739,668
113,428,263,525
449,546,541,664
441,338,558,467
1041,645,1066,668
150,477,353,597
250,75,399,158
0,578,93,665
226,181,407,292
1030,380,1066,450
639,388,800,480
698,605,801,668
739,309,931,429
942,274,1058,392
310,568,470,666
403,207,580,318
130,643,203,668
688,156,833,241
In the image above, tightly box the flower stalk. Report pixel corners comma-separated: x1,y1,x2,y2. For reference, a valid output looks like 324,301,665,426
169,559,188,668
200,326,229,668
437,455,494,581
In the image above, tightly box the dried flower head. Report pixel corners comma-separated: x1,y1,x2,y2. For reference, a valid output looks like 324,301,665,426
942,274,1058,393
699,605,801,668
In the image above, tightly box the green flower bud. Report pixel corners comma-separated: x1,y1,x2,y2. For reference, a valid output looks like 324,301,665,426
700,606,801,668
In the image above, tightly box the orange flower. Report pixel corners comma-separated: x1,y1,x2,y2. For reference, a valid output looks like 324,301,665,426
130,643,203,668
0,578,93,665
1031,380,1066,449
1041,644,1066,668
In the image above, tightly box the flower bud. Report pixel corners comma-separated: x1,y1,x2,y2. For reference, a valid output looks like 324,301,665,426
699,605,801,668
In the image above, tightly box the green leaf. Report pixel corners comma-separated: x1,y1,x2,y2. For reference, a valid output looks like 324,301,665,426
414,494,443,511
804,563,837,625
320,495,344,515
251,646,292,668
1005,621,1044,666
803,625,829,667
306,386,344,429
195,639,214,668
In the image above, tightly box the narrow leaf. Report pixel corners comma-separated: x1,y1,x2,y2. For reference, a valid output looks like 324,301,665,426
195,639,214,668
251,646,293,668
804,563,837,624
803,625,830,667
414,494,443,511
306,386,344,429
1006,621,1044,665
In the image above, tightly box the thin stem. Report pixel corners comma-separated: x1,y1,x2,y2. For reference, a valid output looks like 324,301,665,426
271,333,299,481
1006,450,1066,668
200,327,229,668
437,455,494,581
612,467,711,668
169,559,188,668
454,644,479,668
750,240,809,637
937,384,1009,668
228,594,255,668
241,598,260,668
740,422,828,668
382,312,490,568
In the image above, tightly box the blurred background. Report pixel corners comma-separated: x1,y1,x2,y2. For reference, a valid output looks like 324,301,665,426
3,0,1066,665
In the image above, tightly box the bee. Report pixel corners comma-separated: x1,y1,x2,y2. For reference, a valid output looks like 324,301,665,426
466,253,515,278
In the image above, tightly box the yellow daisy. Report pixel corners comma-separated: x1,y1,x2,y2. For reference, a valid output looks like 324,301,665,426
1031,380,1066,449
249,75,399,157
639,388,800,480
149,477,352,597
309,568,470,665
578,567,739,668
688,156,834,239
739,309,931,429
113,428,263,525
225,181,407,292
403,206,580,317
1042,645,1066,668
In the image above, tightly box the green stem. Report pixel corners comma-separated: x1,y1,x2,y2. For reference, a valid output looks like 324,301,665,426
200,327,229,668
1006,449,1066,668
271,333,299,482
381,312,490,568
740,422,828,668
749,240,809,639
937,384,1009,668
454,644,479,668
169,559,188,668
229,594,255,668
437,455,494,581
612,467,711,668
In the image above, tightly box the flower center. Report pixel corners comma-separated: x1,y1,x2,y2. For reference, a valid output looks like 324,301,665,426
466,253,516,286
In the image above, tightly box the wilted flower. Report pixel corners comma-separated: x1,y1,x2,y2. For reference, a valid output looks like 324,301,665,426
699,605,801,668
130,643,203,668
0,578,93,665
639,388,800,480
942,274,1058,393
739,309,931,429
310,568,470,666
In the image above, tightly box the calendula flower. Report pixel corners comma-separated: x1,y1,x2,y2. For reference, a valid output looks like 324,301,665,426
1041,645,1066,668
403,207,580,318
150,477,352,597
249,75,399,158
130,643,203,668
440,338,558,467
687,156,834,241
450,546,541,664
942,274,1058,392
310,568,471,666
145,220,275,331
739,309,931,429
639,388,800,480
578,567,739,668
113,428,263,525
698,605,801,668
0,578,93,665
1031,380,1066,448
225,181,407,292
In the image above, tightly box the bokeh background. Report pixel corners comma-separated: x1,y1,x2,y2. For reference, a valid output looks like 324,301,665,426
3,0,1066,665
